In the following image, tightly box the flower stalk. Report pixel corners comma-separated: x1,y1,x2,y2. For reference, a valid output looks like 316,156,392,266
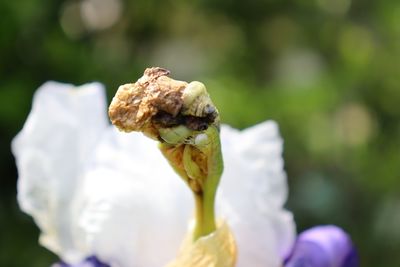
159,125,223,240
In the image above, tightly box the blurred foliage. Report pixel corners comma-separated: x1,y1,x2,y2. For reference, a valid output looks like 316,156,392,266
1,0,399,266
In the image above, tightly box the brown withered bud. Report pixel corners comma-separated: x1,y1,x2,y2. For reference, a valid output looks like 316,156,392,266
108,67,187,135
108,67,219,140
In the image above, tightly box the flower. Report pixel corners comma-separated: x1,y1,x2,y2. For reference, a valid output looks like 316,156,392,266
12,81,295,267
285,225,359,267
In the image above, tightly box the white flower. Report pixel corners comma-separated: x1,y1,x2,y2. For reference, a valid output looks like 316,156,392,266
12,82,296,267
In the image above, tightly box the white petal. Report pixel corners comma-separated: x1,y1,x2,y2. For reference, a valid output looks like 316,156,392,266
12,81,108,262
79,127,192,267
218,121,296,267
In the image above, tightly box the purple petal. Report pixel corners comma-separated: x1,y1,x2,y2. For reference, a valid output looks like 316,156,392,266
285,225,359,267
51,256,110,267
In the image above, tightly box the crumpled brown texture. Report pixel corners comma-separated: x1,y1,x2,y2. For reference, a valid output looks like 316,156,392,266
108,67,188,134
166,221,237,267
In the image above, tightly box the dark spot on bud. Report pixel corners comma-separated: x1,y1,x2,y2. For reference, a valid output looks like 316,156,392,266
153,111,182,127
185,116,210,131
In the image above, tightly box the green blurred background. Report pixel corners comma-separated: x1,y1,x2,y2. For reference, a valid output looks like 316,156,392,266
1,0,399,266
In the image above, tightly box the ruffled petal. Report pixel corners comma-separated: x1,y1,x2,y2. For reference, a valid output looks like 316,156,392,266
78,127,192,267
218,121,296,267
12,82,108,263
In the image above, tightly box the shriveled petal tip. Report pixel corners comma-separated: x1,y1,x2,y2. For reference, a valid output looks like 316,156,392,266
12,81,108,262
285,225,359,267
166,221,237,267
218,121,296,267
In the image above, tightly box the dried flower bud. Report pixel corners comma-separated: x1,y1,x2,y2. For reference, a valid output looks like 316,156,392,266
108,67,219,141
